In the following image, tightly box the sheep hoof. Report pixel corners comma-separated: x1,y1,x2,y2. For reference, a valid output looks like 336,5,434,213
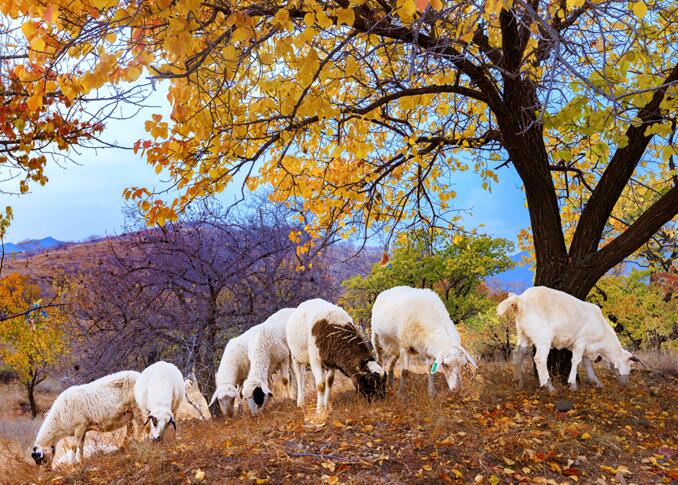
544,381,556,393
569,382,578,392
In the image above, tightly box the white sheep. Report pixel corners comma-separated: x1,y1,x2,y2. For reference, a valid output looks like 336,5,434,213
31,370,140,466
371,286,477,397
287,298,386,412
497,286,641,392
241,308,296,414
208,326,258,417
134,361,184,441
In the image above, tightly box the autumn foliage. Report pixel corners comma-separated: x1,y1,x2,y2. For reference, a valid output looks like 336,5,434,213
0,273,68,417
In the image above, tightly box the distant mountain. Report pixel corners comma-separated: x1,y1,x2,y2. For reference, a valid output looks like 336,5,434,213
3,237,66,255
486,251,534,292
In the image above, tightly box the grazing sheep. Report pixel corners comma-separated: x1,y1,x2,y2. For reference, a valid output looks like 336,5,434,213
31,370,140,466
241,308,296,414
208,327,258,417
497,286,641,392
287,298,386,411
134,361,184,441
176,378,211,421
371,286,477,396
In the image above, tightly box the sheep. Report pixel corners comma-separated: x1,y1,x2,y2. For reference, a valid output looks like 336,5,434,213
208,326,258,417
134,361,185,441
31,370,140,466
176,378,211,421
286,298,386,412
370,286,477,397
241,308,296,414
496,286,641,392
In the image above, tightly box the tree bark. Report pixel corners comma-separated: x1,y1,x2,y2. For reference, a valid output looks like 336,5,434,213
27,377,37,418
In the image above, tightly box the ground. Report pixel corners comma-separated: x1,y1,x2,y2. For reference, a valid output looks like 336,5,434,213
5,362,677,485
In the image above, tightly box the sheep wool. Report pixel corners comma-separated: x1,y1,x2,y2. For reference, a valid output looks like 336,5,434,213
241,308,296,414
134,361,184,441
371,286,477,396
497,286,640,391
31,370,140,466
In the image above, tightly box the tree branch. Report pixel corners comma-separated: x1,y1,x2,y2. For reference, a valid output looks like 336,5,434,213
569,63,678,259
595,185,678,273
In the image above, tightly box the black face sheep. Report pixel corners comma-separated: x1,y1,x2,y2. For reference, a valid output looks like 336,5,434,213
286,298,386,412
241,308,296,415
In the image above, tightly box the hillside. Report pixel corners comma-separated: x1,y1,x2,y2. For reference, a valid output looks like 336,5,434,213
3,237,66,255
1,236,533,290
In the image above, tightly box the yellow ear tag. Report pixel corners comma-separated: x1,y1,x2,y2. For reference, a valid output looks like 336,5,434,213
431,361,438,374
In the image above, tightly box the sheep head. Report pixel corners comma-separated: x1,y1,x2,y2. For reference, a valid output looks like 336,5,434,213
242,379,273,415
352,360,386,401
145,409,176,441
432,346,477,391
31,444,55,466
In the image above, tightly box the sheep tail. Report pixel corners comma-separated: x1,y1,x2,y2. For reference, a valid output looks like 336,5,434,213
496,293,519,318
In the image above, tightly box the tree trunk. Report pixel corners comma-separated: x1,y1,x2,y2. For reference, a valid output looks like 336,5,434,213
27,379,37,418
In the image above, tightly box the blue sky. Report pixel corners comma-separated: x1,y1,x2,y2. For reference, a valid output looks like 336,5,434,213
3,88,530,245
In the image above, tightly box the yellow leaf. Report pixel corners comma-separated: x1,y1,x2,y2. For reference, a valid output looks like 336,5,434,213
632,1,647,18
336,8,355,26
566,0,585,8
194,469,205,481
30,37,46,51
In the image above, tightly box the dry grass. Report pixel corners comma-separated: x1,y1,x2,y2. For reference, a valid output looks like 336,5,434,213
636,350,678,376
6,362,676,485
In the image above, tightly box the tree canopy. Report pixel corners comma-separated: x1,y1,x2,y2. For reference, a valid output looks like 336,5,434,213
0,272,68,416
2,0,676,298
341,230,514,325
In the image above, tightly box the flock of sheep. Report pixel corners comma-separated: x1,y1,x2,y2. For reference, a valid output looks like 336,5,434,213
29,285,642,468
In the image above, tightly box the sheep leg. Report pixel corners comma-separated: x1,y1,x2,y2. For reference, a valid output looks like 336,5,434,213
309,361,326,412
323,369,335,407
291,358,305,408
512,340,530,387
397,350,409,397
281,358,294,401
533,344,555,392
425,358,437,397
75,428,87,464
568,348,584,391
582,357,602,388
387,354,399,389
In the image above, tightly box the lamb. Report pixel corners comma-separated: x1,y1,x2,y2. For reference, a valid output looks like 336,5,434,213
241,308,296,414
134,361,185,441
370,286,477,397
208,326,258,417
31,370,140,466
286,298,386,411
496,286,641,392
